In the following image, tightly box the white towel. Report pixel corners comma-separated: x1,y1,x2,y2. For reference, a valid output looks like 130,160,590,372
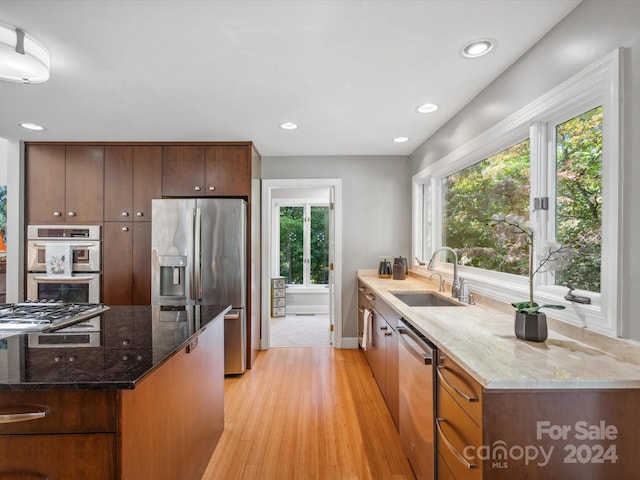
362,308,372,350
45,243,72,276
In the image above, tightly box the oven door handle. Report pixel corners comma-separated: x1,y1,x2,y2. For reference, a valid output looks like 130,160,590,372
30,275,96,283
31,242,97,248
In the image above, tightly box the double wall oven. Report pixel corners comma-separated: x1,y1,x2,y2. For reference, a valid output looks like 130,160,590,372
27,225,101,303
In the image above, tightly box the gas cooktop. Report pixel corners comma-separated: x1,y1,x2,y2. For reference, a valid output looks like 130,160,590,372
0,302,110,332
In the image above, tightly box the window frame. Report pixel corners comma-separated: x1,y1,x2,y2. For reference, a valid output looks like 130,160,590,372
275,201,330,288
412,49,622,337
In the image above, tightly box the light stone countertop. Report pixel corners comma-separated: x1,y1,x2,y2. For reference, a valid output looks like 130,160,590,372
357,270,640,390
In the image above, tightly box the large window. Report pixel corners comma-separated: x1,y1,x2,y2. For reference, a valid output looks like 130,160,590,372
442,139,530,274
279,204,329,286
553,106,602,293
413,51,620,336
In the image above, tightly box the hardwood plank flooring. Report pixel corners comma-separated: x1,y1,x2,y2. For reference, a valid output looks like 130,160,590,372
202,347,415,480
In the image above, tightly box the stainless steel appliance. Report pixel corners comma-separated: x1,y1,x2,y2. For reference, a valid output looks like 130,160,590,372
27,225,101,302
397,317,436,480
151,198,247,374
0,302,108,333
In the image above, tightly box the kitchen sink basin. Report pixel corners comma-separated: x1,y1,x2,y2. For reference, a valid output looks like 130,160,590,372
390,291,463,307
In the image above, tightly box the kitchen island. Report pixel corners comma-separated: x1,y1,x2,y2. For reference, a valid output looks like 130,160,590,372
0,304,229,479
358,270,640,479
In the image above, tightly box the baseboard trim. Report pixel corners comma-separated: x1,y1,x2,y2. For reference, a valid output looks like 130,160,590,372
338,337,359,349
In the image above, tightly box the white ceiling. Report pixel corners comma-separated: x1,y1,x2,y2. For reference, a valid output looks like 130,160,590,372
0,0,581,156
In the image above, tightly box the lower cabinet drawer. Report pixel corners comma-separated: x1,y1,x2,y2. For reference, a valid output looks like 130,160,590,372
437,385,483,479
0,433,116,479
0,390,117,434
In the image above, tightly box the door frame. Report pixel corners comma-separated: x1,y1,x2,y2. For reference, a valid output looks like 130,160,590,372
261,178,343,349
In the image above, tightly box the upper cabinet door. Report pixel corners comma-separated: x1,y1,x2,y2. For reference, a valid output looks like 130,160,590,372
132,146,162,221
204,145,251,196
65,146,104,222
25,144,66,223
161,146,206,197
104,146,134,221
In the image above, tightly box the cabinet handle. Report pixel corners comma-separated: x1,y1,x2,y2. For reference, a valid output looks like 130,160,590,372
358,306,364,313
68,211,76,217
122,227,129,232
209,186,216,191
53,211,62,217
380,325,388,331
365,294,375,302
437,365,479,403
194,186,201,191
435,417,478,469
0,406,49,424
186,337,198,353
358,286,366,292
136,211,144,217
121,211,129,217
385,332,392,337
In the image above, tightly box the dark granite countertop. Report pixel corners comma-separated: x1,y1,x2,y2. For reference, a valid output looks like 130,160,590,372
0,304,230,391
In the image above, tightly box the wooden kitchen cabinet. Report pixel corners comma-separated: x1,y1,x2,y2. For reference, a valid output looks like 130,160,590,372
25,144,104,223
103,145,159,305
102,222,151,305
205,144,251,196
359,282,399,429
0,390,117,479
436,350,483,479
119,311,224,480
161,144,251,197
104,145,162,221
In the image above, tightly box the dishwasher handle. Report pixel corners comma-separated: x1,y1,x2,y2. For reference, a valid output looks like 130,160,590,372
397,323,433,365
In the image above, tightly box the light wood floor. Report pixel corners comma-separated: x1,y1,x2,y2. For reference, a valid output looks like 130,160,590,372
202,347,415,479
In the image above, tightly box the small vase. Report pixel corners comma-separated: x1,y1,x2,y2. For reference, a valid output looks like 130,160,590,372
514,311,547,342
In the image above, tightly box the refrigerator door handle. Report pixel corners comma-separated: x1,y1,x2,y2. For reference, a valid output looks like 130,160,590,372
187,207,196,300
194,207,202,300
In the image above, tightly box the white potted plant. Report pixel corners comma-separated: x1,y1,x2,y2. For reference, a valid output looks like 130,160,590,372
489,214,574,342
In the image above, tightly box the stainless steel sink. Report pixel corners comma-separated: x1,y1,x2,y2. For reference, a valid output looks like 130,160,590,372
390,291,463,307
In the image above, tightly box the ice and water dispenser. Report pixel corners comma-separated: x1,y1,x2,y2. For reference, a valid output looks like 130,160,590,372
158,255,187,298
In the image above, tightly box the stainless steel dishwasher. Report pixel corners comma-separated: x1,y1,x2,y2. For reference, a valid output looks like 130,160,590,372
397,317,436,480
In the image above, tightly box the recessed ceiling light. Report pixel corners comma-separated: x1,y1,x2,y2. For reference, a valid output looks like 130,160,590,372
417,103,439,114
393,137,409,143
280,122,299,130
461,39,495,58
19,122,45,131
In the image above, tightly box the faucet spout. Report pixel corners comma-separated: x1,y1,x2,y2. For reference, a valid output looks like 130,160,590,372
428,247,460,299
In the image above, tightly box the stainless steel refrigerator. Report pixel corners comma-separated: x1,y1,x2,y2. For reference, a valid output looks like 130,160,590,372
151,198,247,374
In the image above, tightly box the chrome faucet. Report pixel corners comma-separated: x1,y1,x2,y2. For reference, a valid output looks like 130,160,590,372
428,247,460,299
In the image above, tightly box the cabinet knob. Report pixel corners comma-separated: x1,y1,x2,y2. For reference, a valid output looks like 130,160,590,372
209,186,216,191
68,355,77,362
121,211,130,217
54,355,64,362
136,211,144,217
122,227,130,232
122,339,130,346
194,186,201,191
53,211,62,217
68,211,76,217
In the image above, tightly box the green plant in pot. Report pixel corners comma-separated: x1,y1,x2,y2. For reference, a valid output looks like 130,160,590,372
489,214,574,342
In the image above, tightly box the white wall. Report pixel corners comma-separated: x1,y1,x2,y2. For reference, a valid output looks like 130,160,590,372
0,138,7,184
409,0,640,340
262,155,411,338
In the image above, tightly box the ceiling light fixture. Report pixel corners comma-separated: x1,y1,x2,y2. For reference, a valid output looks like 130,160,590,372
280,122,299,130
417,103,439,114
393,137,409,143
461,39,494,58
0,21,50,84
19,122,45,131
